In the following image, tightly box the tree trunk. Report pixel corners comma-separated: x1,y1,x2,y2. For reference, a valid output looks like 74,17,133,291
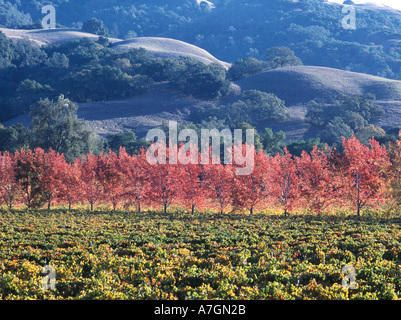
356,173,360,217
191,204,195,215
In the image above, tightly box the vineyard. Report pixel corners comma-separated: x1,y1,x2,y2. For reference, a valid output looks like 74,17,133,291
1,209,401,300
2,135,401,300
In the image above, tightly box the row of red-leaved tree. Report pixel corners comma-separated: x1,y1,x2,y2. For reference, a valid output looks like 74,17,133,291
0,136,396,216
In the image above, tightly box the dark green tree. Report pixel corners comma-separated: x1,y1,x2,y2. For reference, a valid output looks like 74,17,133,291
228,57,265,81
169,59,231,99
106,130,147,155
236,122,264,151
241,90,289,122
355,125,386,145
285,138,326,157
29,95,98,162
306,94,383,127
266,46,303,69
15,79,54,114
82,18,109,37
0,123,32,152
320,117,354,146
260,128,286,155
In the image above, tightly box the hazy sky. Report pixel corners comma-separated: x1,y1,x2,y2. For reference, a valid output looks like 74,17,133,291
328,0,401,11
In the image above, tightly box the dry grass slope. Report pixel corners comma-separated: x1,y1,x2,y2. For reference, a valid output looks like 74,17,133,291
0,27,121,46
5,66,401,141
226,66,401,140
0,28,230,69
233,66,401,106
112,37,230,69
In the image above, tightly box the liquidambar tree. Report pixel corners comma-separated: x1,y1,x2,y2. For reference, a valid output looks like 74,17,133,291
339,136,391,216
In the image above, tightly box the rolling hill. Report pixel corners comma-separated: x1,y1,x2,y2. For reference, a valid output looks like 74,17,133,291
229,66,401,140
112,37,230,69
0,27,230,69
5,61,401,141
0,27,120,46
233,66,401,105
2,27,401,142
71,65,401,141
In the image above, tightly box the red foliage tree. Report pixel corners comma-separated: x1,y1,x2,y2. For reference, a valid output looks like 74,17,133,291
297,146,336,215
76,153,103,210
96,150,124,210
204,162,234,214
175,148,207,214
14,148,47,209
232,149,269,214
267,148,301,216
56,160,81,210
37,148,67,210
339,136,391,216
147,142,180,214
0,151,19,209
119,147,150,213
